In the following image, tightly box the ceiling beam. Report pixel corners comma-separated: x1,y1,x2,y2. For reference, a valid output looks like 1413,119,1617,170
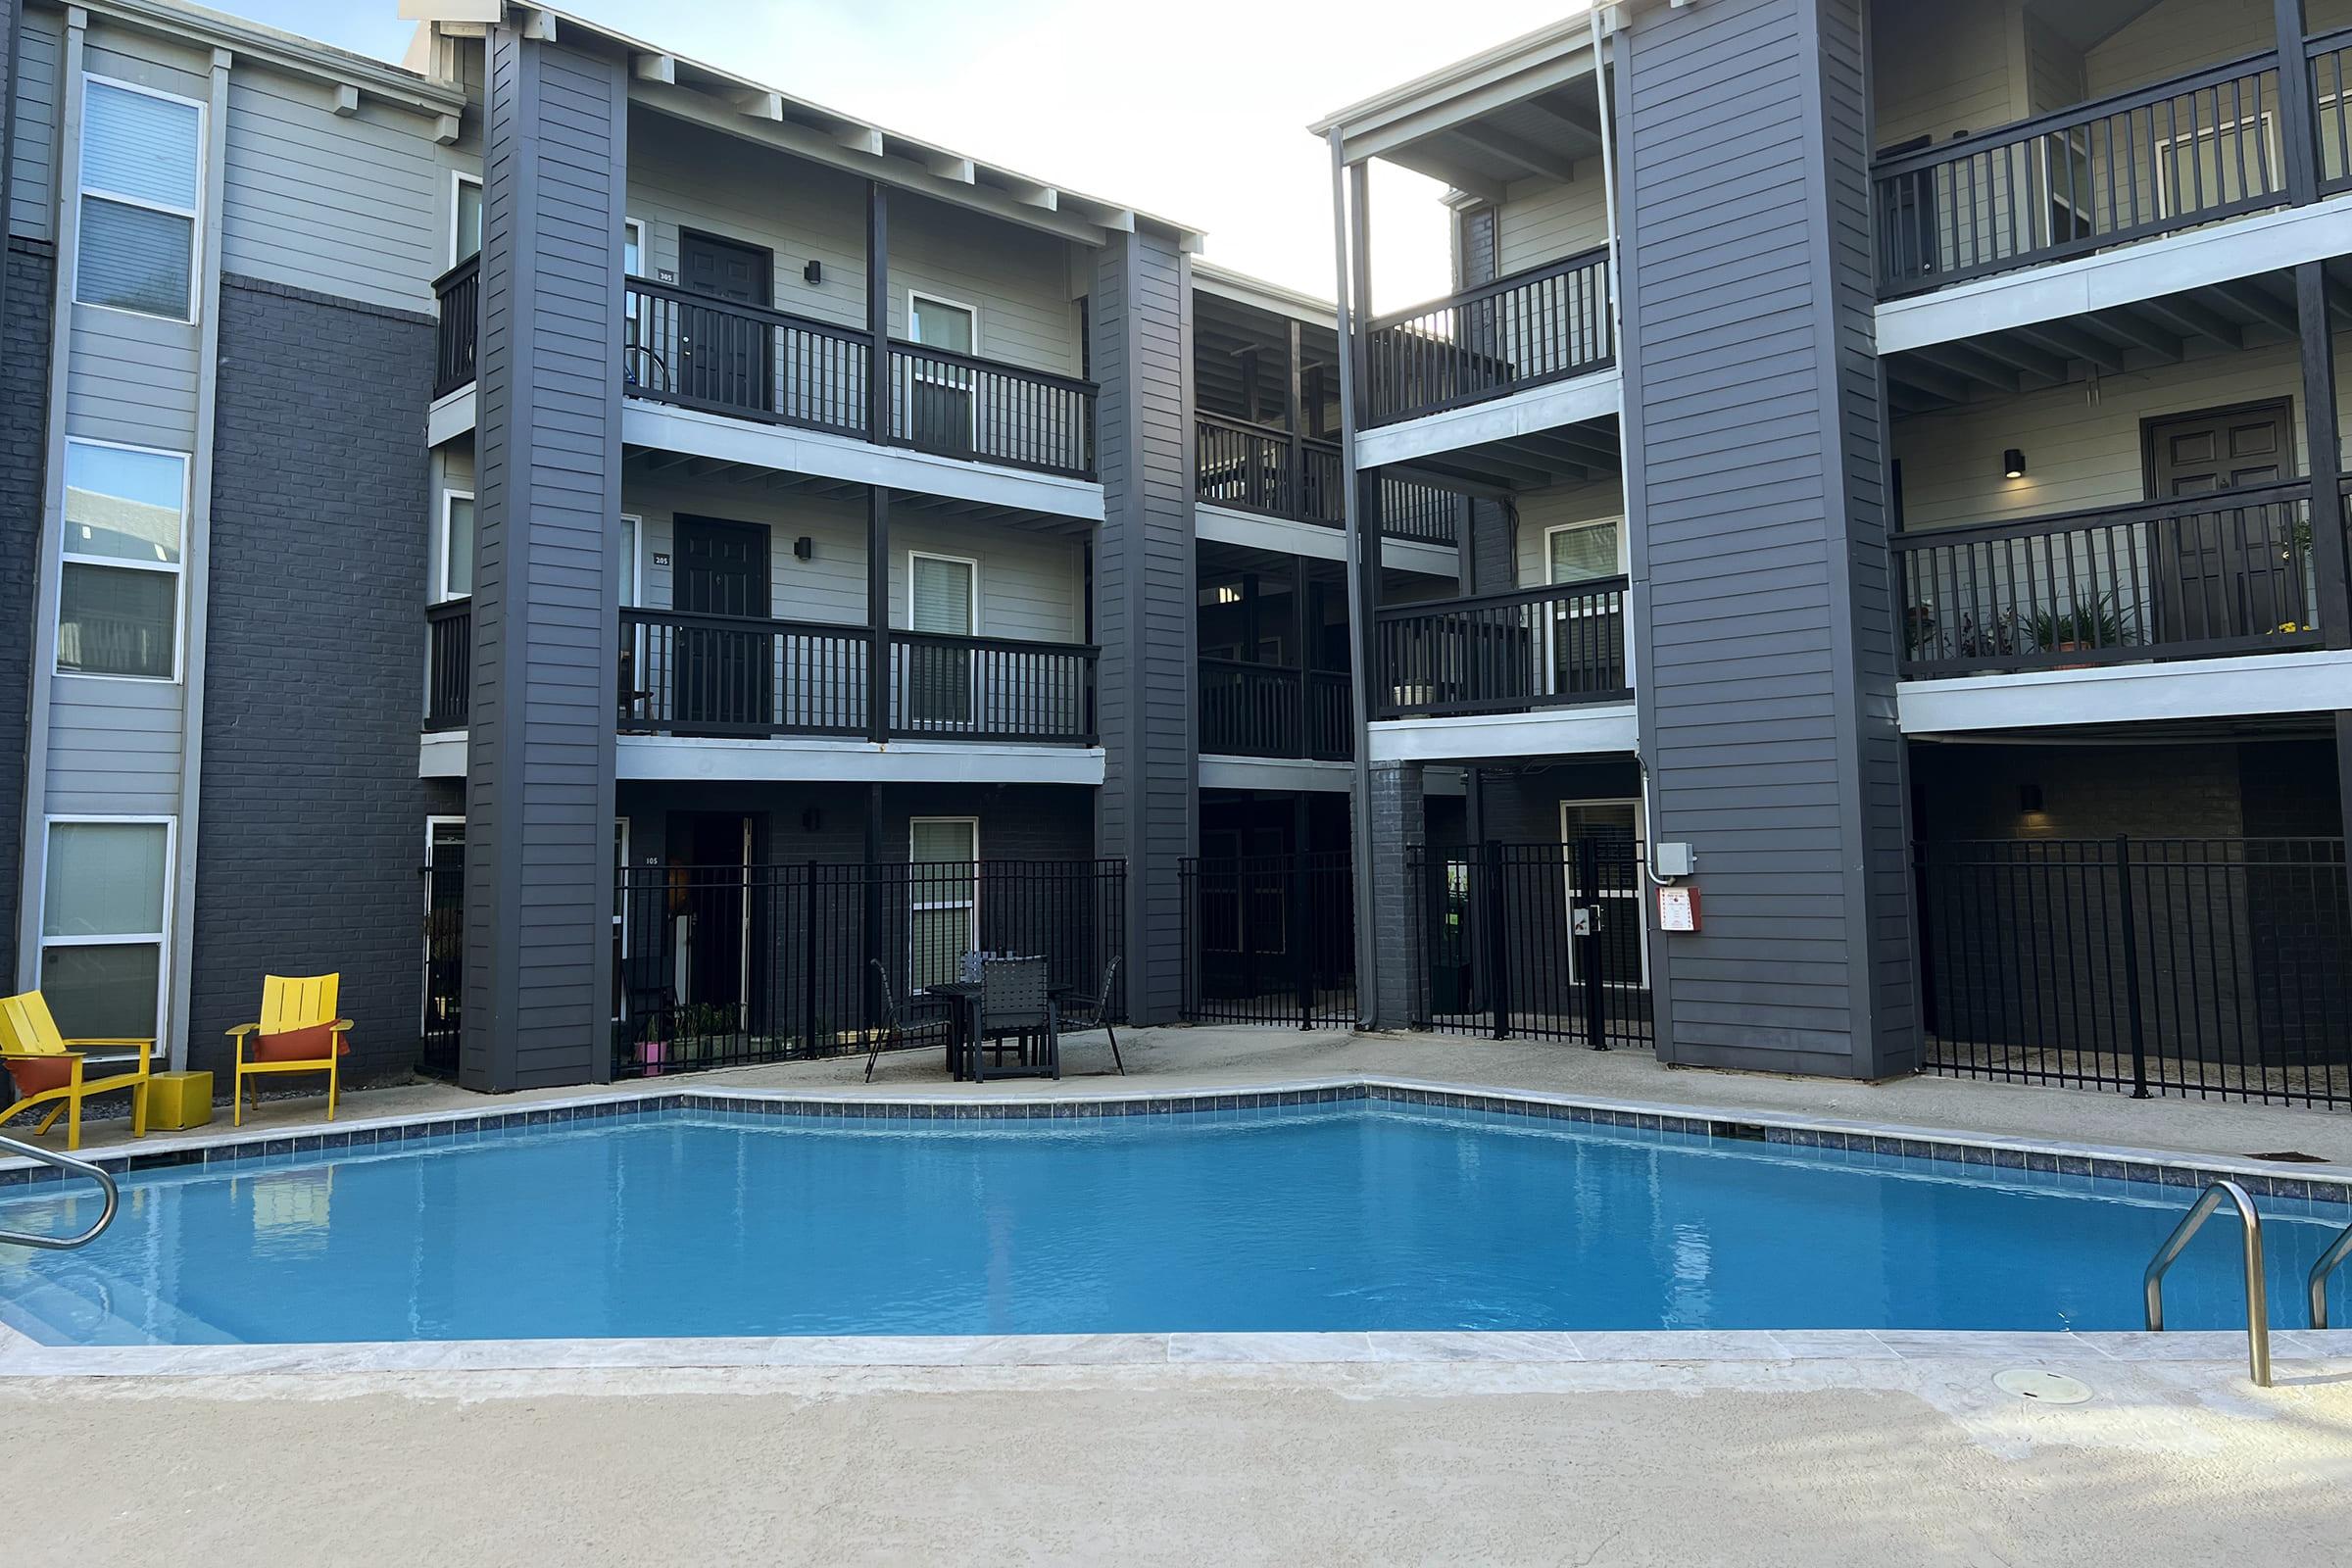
2213,278,2297,337
1451,122,1579,183
2081,309,2183,362
730,89,783,121
630,52,675,85
2136,294,2244,349
1963,334,2068,384
1911,343,2021,394
2011,319,2130,373
1884,358,1973,405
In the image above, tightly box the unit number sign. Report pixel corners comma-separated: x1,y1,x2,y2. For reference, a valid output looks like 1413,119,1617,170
1656,885,1700,933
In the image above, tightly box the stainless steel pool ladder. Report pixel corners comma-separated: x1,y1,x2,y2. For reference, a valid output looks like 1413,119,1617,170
2311,1219,2352,1331
0,1132,119,1250
2144,1179,2269,1387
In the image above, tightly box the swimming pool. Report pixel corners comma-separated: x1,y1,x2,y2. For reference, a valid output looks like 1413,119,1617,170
1,1095,2344,1347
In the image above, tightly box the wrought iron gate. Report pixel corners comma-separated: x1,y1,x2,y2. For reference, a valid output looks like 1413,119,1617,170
1179,851,1357,1027
1406,838,1654,1049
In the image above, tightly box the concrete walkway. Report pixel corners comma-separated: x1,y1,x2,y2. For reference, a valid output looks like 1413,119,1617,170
43,1023,2352,1174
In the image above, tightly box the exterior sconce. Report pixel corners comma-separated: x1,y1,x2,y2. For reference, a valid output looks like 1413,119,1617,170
2003,448,2027,479
804,259,823,285
794,536,814,561
2018,783,2043,814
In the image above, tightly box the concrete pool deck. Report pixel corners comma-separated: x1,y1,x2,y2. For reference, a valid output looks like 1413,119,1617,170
35,1023,2352,1176
7,1028,2352,1562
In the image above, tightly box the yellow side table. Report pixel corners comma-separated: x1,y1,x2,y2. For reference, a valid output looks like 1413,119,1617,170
146,1070,214,1132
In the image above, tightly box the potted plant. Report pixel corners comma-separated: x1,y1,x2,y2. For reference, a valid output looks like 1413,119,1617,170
2028,597,2124,662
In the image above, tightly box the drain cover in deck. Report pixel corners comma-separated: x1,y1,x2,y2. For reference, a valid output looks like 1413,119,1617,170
1993,1368,2093,1404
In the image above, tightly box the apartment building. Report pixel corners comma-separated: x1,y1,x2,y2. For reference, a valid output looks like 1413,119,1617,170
1316,0,2352,1105
0,0,2343,1111
0,0,1211,1096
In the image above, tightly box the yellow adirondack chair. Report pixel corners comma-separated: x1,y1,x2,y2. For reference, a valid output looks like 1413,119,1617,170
225,974,352,1126
0,990,152,1152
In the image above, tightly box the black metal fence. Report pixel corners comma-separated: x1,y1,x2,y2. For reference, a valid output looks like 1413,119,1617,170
612,858,1124,1078
1918,837,2351,1108
1406,839,1654,1050
1179,852,1356,1028
420,853,466,1080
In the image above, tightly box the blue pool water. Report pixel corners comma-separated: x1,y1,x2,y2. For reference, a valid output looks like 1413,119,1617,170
1,1103,2344,1346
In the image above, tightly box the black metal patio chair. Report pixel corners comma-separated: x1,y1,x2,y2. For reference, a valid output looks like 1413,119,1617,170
864,960,953,1083
1053,956,1124,1075
972,956,1058,1083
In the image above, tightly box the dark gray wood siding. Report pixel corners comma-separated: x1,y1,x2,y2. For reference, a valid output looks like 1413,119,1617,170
1619,0,1916,1077
1091,229,1195,1022
462,29,625,1091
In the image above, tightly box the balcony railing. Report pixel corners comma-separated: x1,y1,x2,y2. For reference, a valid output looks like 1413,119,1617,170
1872,44,2350,296
1362,248,1613,427
1373,578,1631,719
1894,480,2331,676
431,271,1097,478
1198,659,1352,760
624,278,1097,478
1193,414,1466,546
618,608,1095,744
432,254,479,400
423,598,470,730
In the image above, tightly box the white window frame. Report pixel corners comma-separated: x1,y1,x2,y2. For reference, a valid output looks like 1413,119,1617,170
1558,797,1649,988
449,171,482,268
74,74,206,323
907,289,981,446
434,487,474,603
1542,516,1627,698
37,813,176,1047
622,217,647,346
905,549,980,635
421,815,465,1033
619,513,643,608
58,435,190,684
908,816,980,983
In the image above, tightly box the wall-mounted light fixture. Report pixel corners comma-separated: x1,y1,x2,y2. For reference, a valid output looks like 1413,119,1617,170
2003,448,2028,479
793,535,814,562
801,807,822,833
804,259,823,285
2018,783,2044,815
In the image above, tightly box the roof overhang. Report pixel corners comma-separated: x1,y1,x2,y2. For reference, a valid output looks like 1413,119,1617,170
1309,6,1622,192
1193,261,1337,327
53,0,466,123
403,1,1205,252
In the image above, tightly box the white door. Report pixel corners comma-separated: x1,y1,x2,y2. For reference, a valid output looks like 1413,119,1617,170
1559,798,1647,987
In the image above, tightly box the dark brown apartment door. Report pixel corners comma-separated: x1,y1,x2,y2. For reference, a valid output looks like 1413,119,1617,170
671,516,771,732
676,231,773,412
2145,402,2295,644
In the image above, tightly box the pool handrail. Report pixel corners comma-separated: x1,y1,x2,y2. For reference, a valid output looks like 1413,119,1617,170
2311,1220,2352,1331
0,1131,119,1250
2144,1179,2270,1387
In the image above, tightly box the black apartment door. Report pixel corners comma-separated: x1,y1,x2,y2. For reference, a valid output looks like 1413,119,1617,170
676,231,773,412
672,515,771,732
2146,402,2295,645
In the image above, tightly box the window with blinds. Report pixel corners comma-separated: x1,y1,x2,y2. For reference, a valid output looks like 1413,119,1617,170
76,77,201,320
41,818,172,1041
58,439,187,680
908,817,978,989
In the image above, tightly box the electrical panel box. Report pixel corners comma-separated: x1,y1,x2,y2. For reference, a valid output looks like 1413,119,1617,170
1654,842,1696,878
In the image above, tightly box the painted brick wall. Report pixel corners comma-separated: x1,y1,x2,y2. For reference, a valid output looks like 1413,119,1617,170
0,238,52,988
1364,761,1424,1026
186,275,433,1085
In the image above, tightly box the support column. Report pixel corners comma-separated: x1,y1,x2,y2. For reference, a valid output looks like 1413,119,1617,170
2295,259,2352,840
1330,136,1379,1029
2278,0,2319,206
1363,761,1424,1029
867,485,891,744
1617,0,1916,1079
1090,225,1196,1023
462,27,627,1091
866,180,889,445
1284,318,1304,517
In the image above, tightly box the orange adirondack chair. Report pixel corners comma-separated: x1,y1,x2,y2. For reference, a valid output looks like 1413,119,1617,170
0,990,152,1152
225,974,353,1125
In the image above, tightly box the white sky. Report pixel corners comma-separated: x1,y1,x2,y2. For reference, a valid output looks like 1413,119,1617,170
246,0,1583,310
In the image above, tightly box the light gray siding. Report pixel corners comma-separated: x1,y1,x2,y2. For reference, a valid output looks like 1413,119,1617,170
219,67,447,312
1091,227,1194,1022
626,488,1083,641
42,678,182,814
8,5,55,239
1493,164,1611,280
624,109,1082,376
1619,0,1914,1078
462,29,624,1093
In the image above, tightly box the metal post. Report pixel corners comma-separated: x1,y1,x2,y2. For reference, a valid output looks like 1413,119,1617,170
866,484,891,744
866,178,889,444
1483,838,1511,1040
1285,318,1304,518
1578,835,1608,1052
2276,0,2320,207
2294,263,2347,649
1293,791,1315,1029
1328,129,1379,1028
802,859,819,1052
2115,833,2150,1099
862,783,883,1027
